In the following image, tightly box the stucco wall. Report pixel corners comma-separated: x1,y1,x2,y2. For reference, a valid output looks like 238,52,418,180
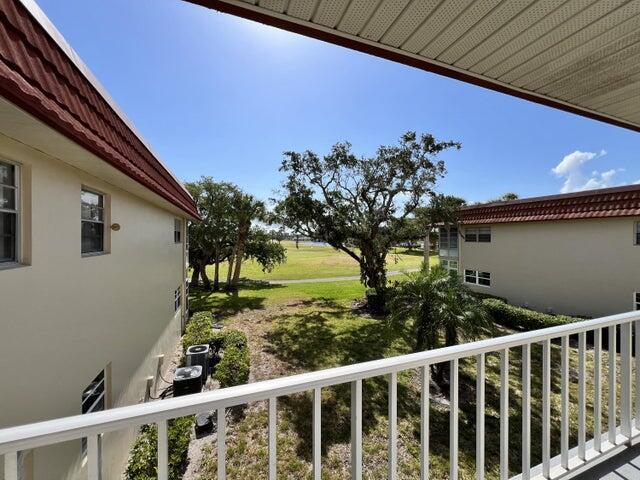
459,218,640,318
0,134,187,479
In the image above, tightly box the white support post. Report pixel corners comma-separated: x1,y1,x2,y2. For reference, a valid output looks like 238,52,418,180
578,332,586,460
87,434,100,480
636,321,640,431
269,397,277,480
561,336,569,470
500,349,509,480
476,354,485,480
542,340,551,478
594,328,602,452
389,372,397,480
313,389,321,480
351,380,362,480
4,451,18,480
157,420,168,480
218,407,226,480
609,326,617,445
522,344,531,480
621,322,632,439
450,359,459,480
421,365,429,480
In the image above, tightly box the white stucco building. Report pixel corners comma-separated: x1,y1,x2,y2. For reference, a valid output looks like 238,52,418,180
0,1,198,478
440,186,640,318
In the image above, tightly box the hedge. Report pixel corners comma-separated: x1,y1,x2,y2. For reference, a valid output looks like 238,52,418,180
181,312,214,353
125,416,194,480
215,330,250,388
483,298,580,331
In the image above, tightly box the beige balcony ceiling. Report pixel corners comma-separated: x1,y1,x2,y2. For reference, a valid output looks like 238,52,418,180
190,0,640,132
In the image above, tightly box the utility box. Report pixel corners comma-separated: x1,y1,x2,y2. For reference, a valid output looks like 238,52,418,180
186,344,210,384
173,366,203,397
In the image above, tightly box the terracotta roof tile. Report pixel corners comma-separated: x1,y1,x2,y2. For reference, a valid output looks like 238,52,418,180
461,185,640,224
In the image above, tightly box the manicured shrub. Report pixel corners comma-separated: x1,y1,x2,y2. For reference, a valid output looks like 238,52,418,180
125,416,194,480
483,298,579,331
214,329,250,388
221,329,248,350
182,312,213,352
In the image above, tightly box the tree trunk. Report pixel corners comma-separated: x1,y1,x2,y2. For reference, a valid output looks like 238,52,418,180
226,256,234,289
200,263,211,291
213,245,221,291
190,264,200,287
360,248,387,313
423,234,430,270
231,220,250,287
213,260,220,291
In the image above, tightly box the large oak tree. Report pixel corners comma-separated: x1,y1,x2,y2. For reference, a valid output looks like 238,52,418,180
274,131,460,307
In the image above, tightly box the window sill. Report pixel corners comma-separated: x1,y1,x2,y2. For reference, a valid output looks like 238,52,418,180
81,251,109,258
0,262,29,271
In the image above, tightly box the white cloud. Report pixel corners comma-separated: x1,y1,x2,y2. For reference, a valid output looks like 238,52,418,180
634,179,640,185
551,150,623,193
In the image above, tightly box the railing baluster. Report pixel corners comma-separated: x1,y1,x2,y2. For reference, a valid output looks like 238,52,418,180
351,379,362,480
450,359,459,480
421,365,429,480
218,407,226,480
157,420,168,480
87,434,100,480
313,389,321,480
500,349,509,480
636,320,640,431
621,322,632,439
561,336,569,470
389,372,398,480
542,339,551,478
269,397,277,480
476,354,485,480
522,344,531,480
594,328,602,452
4,451,18,480
578,332,586,461
609,325,617,445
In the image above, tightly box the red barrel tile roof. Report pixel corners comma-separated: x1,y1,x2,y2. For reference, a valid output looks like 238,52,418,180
0,0,199,218
461,185,640,225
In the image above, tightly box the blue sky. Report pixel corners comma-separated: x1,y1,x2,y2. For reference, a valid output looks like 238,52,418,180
38,0,640,203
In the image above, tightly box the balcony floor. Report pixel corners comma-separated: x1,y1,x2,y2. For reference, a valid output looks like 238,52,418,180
573,444,640,480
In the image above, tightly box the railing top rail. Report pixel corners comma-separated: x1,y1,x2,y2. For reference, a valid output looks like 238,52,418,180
1,309,639,454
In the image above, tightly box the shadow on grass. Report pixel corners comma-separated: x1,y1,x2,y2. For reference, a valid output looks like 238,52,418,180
189,281,285,318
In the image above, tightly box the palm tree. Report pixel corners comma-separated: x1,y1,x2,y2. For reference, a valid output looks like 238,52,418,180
388,266,492,385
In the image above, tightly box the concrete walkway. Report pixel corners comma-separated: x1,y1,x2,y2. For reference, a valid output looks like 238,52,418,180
572,445,640,480
267,268,420,284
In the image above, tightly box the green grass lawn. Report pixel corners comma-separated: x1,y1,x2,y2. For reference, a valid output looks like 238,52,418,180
188,284,624,479
204,241,434,281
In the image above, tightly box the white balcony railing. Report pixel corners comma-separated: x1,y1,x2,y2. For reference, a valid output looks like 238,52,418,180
2,310,640,480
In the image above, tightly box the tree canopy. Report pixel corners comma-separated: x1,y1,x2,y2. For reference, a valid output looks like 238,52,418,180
274,131,460,307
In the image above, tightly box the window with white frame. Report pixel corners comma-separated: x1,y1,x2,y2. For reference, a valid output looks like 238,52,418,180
438,225,458,258
81,188,105,255
174,218,182,243
0,160,18,263
174,286,182,312
440,258,458,274
635,292,640,311
81,370,106,455
464,269,491,286
465,227,491,243
636,222,640,245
